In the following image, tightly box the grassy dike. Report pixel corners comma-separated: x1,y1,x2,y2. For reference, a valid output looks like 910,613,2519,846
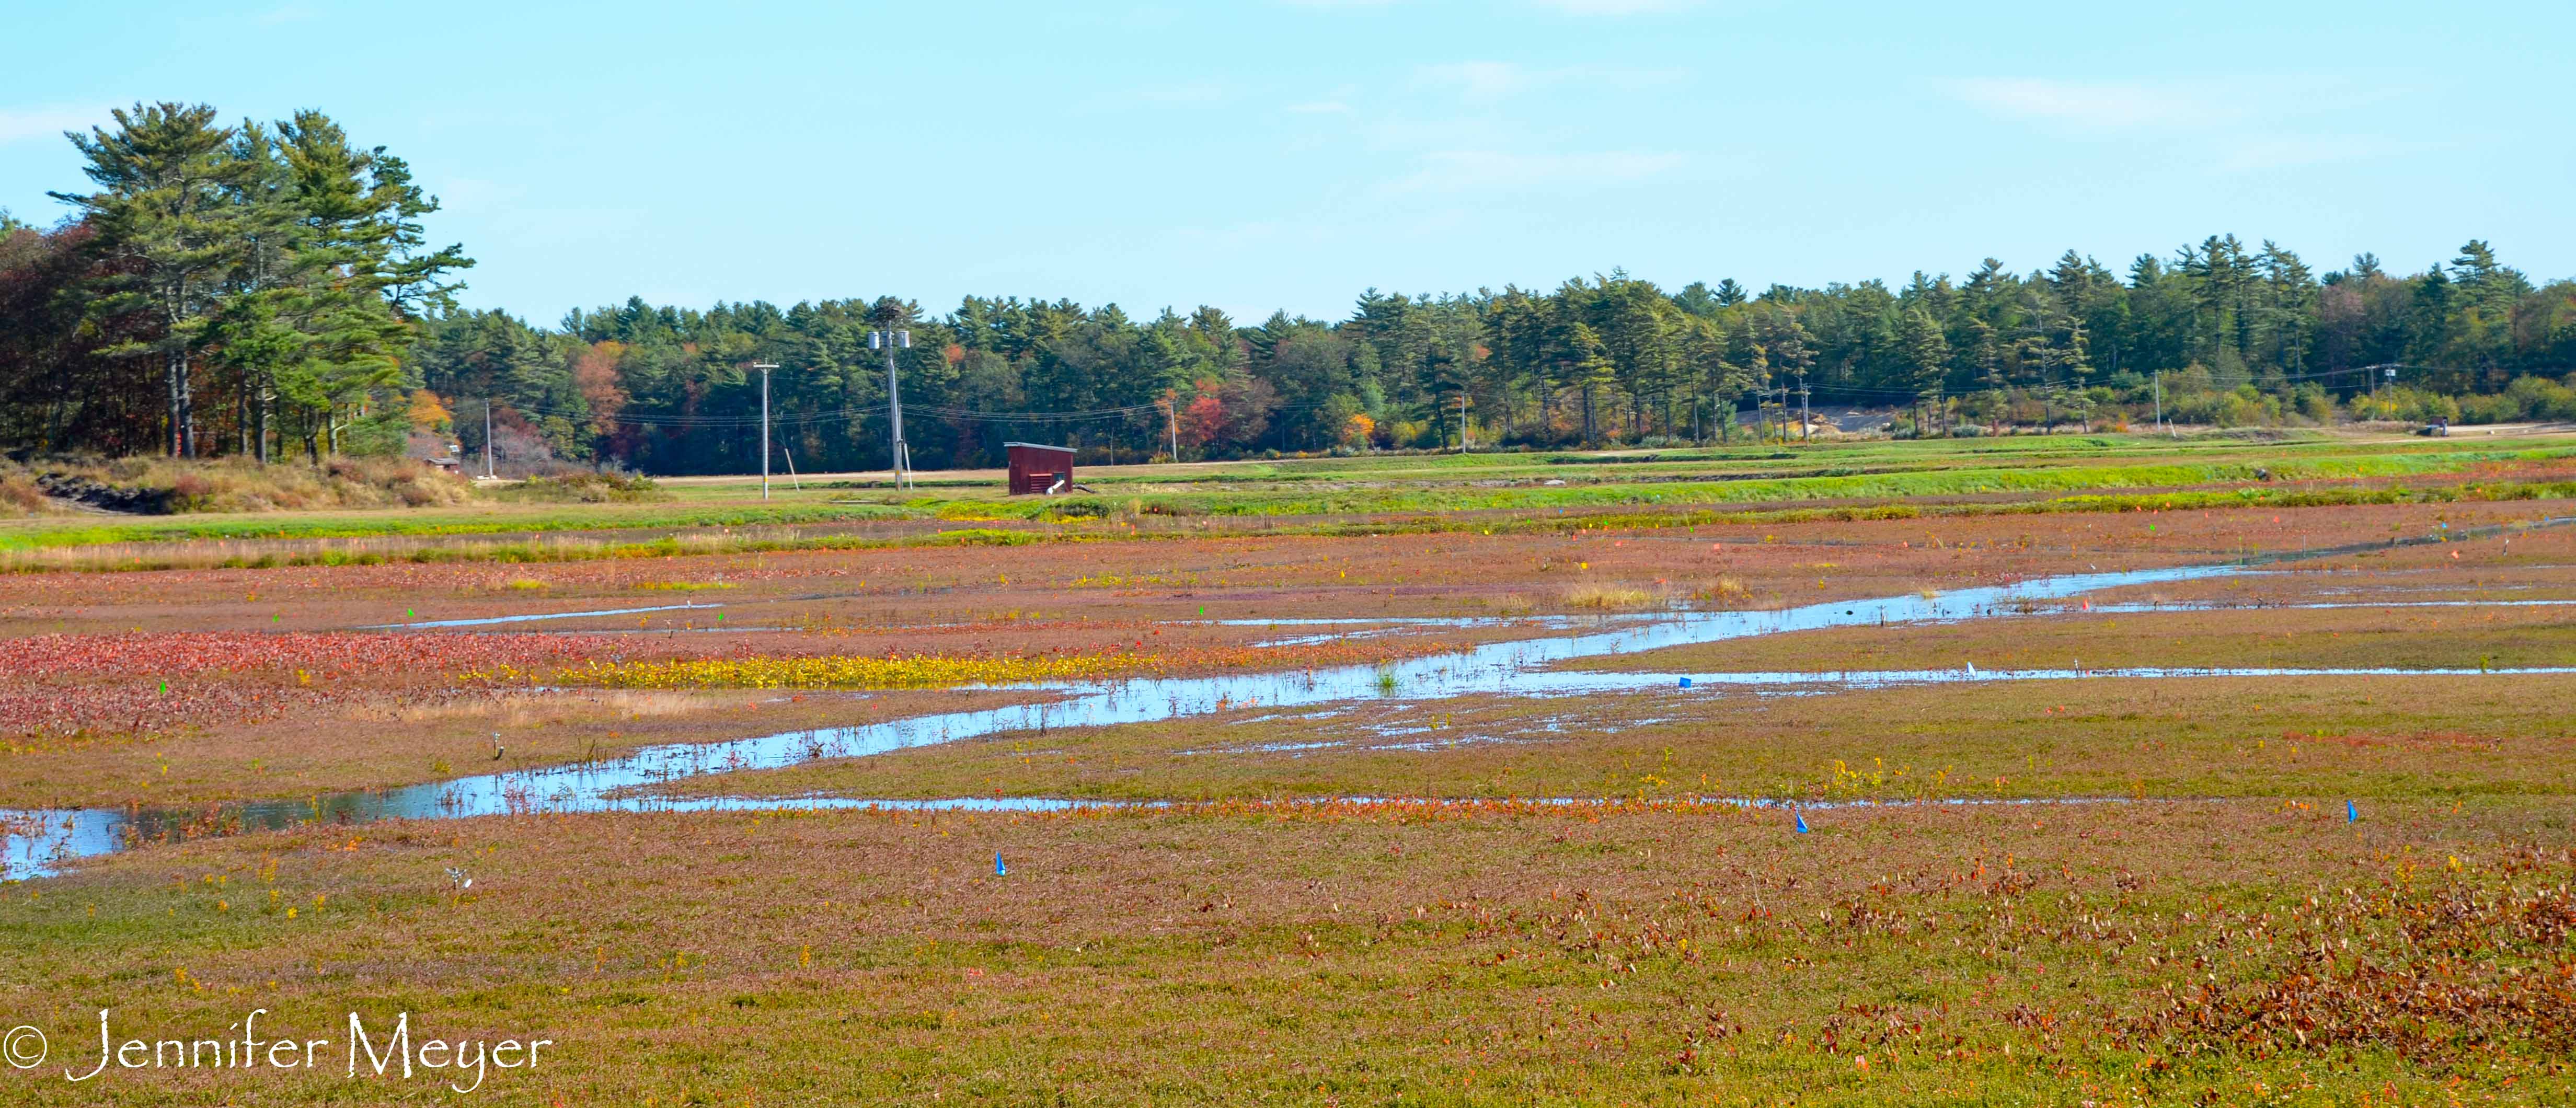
5,432,2575,573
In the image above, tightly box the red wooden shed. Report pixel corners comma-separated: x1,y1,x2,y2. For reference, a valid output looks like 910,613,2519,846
1005,442,1077,495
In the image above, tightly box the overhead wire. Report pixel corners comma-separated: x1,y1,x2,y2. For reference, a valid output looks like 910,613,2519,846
496,396,1352,430
485,360,2533,430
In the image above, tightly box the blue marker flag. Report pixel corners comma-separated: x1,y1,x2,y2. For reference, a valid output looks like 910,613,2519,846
1793,812,1810,834
995,852,1008,876
1678,676,1692,689
2346,800,2359,824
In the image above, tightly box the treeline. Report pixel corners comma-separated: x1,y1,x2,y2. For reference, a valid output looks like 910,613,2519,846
404,241,2576,472
7,103,2576,472
0,101,466,461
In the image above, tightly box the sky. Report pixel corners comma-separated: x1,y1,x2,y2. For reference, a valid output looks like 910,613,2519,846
4,1,2570,326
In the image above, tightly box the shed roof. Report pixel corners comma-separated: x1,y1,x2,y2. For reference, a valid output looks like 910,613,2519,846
1002,442,1075,453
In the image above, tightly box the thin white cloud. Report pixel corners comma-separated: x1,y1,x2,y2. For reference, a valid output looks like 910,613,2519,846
1531,0,1703,11
1165,220,1306,249
0,105,112,146
1946,76,2407,176
1417,61,1533,106
1945,78,2249,129
1297,0,1707,10
1077,82,1232,112
1414,61,1687,106
1945,76,2367,131
1286,83,1362,115
1129,82,1231,105
1388,148,1685,193
2215,134,2411,174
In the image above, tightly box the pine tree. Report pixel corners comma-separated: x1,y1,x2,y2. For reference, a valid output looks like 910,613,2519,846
1897,307,1949,405
52,103,258,456
2448,240,2529,314
1680,318,1734,443
1554,321,1613,445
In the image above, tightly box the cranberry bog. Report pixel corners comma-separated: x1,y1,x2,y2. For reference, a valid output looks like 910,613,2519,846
3,432,2574,1105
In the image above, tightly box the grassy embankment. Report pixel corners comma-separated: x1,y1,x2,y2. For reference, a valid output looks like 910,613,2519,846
5,433,2574,572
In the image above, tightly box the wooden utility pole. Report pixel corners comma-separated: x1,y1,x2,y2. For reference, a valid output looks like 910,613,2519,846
870,329,912,488
753,362,779,500
1797,375,1812,444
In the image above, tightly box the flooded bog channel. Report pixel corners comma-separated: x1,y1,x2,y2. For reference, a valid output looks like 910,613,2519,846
6,520,2564,879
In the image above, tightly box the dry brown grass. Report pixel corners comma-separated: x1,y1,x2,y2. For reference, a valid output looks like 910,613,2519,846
348,688,731,725
1482,591,1536,614
9,455,473,514
1564,583,1661,610
0,472,55,516
1693,576,1752,605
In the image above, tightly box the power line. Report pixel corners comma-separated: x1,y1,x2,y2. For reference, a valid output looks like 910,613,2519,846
1774,363,2456,403
485,397,1344,432
481,355,2550,435
496,402,887,428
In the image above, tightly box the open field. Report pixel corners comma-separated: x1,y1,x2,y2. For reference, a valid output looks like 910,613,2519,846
5,798,2569,1105
7,429,2576,573
4,431,2574,1105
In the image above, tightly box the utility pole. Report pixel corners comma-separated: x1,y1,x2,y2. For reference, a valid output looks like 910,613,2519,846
1457,394,1469,452
752,362,779,500
1166,399,1179,463
1797,375,1812,444
2153,371,2165,436
870,329,912,488
483,398,494,478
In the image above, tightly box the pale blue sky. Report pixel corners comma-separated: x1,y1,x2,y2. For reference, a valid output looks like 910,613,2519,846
4,1,2568,323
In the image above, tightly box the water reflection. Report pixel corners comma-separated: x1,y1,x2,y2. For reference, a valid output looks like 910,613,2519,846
9,511,2566,879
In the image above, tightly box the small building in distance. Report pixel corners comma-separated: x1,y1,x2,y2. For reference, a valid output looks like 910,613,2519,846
1005,442,1077,494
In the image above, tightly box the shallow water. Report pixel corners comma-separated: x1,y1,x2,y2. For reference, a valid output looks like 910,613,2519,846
1215,615,1606,648
0,562,2240,878
363,603,723,629
1658,663,2576,686
6,515,2564,880
2076,598,2576,614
